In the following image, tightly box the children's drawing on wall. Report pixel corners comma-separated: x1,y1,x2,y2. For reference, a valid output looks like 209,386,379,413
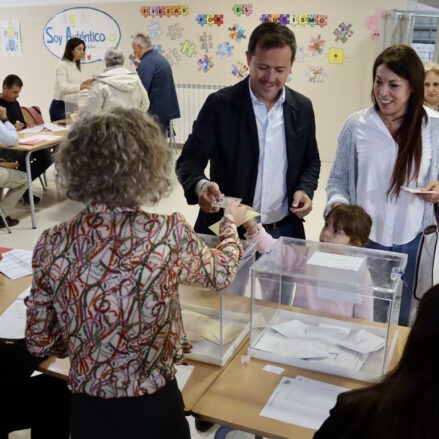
199,32,213,53
165,47,182,66
180,39,197,57
326,47,347,64
333,22,353,43
295,47,309,63
128,53,139,67
196,14,224,27
308,35,325,56
232,4,252,17
217,41,234,59
167,23,184,40
147,20,163,40
229,24,246,43
198,54,214,73
1,20,22,57
231,61,248,79
365,9,382,40
306,66,327,83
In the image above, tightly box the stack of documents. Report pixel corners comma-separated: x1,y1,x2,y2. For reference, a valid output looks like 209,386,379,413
260,375,348,430
0,286,30,339
254,319,385,372
20,122,66,134
0,248,32,279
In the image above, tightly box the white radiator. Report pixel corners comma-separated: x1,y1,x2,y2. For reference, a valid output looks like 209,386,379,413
174,83,226,144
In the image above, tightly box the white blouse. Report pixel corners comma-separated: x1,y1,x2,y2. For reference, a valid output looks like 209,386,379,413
53,60,82,100
355,106,432,246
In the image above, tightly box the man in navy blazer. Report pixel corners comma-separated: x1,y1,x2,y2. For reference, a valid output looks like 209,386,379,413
176,22,320,238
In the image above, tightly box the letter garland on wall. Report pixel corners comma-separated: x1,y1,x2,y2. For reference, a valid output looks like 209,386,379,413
140,5,189,17
260,14,328,28
196,14,224,26
232,4,253,17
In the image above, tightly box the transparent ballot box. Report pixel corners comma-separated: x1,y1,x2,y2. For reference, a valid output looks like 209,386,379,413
64,91,89,125
180,234,257,366
248,238,407,381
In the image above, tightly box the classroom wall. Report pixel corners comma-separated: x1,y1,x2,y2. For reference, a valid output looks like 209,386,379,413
0,0,406,162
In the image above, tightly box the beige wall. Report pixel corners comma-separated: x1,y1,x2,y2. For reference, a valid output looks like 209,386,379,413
0,0,406,162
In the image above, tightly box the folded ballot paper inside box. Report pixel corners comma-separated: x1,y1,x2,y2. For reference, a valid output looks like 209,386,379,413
180,234,258,366
248,237,407,381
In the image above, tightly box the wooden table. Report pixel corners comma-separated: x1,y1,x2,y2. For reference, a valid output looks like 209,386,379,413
0,132,64,228
192,327,410,439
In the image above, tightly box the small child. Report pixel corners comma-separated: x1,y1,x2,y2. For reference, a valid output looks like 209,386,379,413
244,204,373,319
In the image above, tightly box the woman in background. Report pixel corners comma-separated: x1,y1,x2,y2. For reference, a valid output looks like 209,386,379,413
49,37,93,121
25,107,246,439
424,62,439,111
326,44,439,326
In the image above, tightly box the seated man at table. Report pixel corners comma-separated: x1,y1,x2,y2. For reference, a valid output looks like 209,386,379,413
0,74,52,204
0,112,27,227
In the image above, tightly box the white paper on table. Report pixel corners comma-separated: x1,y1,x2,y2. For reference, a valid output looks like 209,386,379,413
307,251,365,271
260,375,348,430
20,124,44,134
44,122,67,132
337,329,385,354
0,248,32,279
263,364,285,375
401,186,437,195
175,364,194,391
306,323,351,342
272,319,308,338
0,293,28,339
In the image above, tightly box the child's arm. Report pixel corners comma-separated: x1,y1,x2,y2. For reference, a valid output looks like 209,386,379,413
243,218,277,253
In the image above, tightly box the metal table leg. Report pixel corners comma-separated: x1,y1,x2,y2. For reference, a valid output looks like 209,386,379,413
25,151,36,228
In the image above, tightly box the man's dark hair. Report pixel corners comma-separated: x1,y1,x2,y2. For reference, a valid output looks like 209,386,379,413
248,22,297,63
3,74,23,89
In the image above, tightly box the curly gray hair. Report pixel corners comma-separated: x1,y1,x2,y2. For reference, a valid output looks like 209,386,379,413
104,46,124,67
56,107,172,207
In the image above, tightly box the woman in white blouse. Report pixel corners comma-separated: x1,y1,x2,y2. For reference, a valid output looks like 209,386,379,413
49,38,93,121
326,45,439,326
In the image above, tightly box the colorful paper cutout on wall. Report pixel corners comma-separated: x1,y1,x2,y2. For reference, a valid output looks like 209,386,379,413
140,5,189,17
260,14,327,28
365,9,383,40
1,20,21,57
231,61,249,79
128,53,139,66
228,24,246,42
308,35,326,56
295,47,309,63
147,20,162,40
165,48,182,67
198,54,214,73
305,65,327,83
180,39,197,57
199,32,213,53
232,4,253,17
217,41,234,59
167,23,184,40
333,22,353,43
196,14,224,27
326,48,347,64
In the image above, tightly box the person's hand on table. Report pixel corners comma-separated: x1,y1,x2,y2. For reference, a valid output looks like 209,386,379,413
290,190,313,218
416,181,439,203
14,121,24,131
199,181,223,213
0,161,19,170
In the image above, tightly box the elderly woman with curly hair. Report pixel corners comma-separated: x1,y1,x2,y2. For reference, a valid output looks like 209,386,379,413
24,108,246,439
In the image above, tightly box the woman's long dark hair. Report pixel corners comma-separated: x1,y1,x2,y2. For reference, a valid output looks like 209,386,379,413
345,284,439,438
62,38,85,71
371,45,427,198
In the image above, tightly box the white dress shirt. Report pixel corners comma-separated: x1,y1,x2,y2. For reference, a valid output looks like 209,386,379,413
53,60,82,100
0,120,18,147
355,106,432,246
249,83,288,225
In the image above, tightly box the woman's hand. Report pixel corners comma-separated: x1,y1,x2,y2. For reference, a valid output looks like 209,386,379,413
416,181,439,203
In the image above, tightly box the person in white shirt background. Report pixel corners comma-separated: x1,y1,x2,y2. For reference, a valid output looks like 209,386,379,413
49,37,93,121
0,106,27,227
424,62,439,112
326,44,439,326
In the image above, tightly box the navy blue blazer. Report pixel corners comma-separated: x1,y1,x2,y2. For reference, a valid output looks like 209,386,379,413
176,77,321,235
